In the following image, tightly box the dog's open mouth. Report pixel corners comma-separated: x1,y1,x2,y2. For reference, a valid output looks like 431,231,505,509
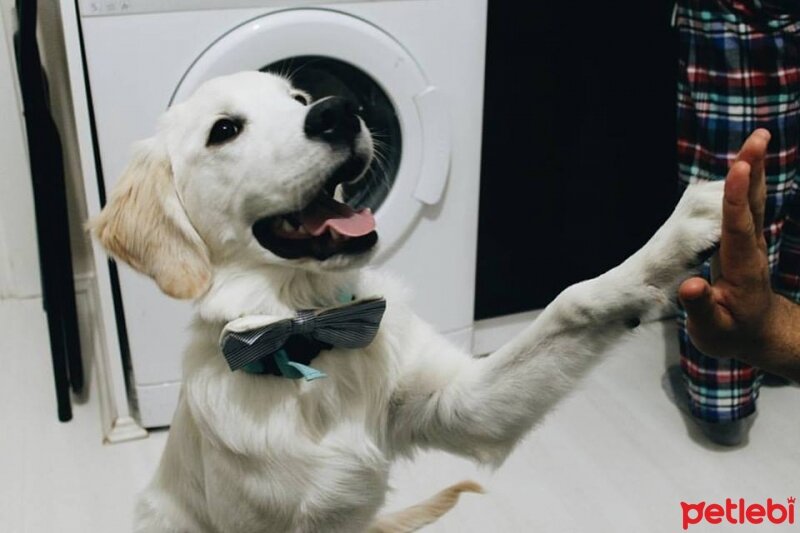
252,193,377,260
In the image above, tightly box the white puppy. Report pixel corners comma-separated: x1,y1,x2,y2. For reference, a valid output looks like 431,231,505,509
91,71,723,533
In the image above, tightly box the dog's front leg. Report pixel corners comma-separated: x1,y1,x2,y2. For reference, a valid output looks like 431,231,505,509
389,181,723,464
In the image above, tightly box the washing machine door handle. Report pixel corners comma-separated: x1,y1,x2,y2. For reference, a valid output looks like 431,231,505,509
412,86,451,206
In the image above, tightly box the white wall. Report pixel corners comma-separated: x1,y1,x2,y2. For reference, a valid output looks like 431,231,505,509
0,0,94,300
0,2,41,298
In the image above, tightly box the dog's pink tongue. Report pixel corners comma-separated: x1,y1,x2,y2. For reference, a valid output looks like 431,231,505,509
300,196,375,237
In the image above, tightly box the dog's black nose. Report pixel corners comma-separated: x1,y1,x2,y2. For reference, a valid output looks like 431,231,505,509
304,97,361,145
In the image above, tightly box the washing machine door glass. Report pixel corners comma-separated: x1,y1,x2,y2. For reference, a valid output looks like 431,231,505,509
263,56,401,213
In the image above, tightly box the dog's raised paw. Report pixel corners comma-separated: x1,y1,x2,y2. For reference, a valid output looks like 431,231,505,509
673,180,725,255
638,180,723,289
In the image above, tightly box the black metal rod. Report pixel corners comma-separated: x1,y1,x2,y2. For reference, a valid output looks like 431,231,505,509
15,0,83,420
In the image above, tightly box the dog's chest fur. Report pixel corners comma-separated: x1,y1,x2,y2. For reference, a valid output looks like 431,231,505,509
137,271,411,532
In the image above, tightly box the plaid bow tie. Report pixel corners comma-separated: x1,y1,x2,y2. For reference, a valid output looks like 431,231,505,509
219,297,386,381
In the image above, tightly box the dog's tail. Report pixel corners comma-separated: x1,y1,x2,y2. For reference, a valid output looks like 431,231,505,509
368,480,483,533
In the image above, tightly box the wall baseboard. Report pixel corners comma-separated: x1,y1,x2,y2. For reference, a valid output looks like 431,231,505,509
73,272,148,443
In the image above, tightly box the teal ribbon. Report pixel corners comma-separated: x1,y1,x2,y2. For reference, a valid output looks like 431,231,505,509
273,349,327,381
337,289,356,304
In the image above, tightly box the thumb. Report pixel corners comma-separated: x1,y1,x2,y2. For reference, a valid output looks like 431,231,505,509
678,277,730,333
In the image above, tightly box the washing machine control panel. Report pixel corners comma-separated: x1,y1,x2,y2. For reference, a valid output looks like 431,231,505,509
78,0,397,17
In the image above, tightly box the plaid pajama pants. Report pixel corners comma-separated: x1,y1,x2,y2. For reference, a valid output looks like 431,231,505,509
675,0,800,422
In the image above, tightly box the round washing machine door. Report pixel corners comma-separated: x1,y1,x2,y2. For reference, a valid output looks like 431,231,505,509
171,9,451,261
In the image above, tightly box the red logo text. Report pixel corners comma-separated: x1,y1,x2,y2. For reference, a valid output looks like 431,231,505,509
681,497,795,529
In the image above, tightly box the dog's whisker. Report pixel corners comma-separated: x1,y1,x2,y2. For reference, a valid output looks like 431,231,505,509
372,144,391,172
370,137,389,151
368,129,390,140
364,137,395,197
368,154,392,197
264,60,294,83
285,57,327,85
280,59,296,81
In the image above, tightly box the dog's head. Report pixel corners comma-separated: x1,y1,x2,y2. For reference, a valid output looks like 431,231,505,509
90,71,377,299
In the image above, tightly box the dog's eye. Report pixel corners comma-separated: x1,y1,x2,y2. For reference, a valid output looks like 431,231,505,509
291,92,310,106
207,118,242,146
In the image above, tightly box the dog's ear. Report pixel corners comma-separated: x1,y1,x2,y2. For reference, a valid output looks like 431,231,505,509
89,141,212,299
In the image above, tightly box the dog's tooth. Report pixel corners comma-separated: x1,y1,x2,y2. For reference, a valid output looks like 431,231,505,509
333,184,345,202
297,226,309,236
281,219,294,233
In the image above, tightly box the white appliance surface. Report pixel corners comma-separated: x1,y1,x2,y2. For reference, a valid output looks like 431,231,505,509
78,0,402,16
77,0,487,426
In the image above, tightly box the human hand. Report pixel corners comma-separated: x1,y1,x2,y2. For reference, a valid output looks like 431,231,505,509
678,129,778,364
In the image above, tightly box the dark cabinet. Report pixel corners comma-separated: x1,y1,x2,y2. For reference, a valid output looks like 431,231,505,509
476,2,680,319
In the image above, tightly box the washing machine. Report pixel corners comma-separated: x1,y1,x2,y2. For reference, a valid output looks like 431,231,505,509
66,0,487,427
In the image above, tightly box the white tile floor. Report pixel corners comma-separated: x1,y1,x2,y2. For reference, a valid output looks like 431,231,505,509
1,297,798,533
